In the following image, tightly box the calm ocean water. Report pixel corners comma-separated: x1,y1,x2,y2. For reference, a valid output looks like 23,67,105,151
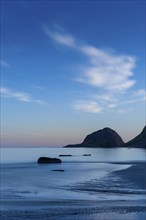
1,147,146,164
1,147,146,210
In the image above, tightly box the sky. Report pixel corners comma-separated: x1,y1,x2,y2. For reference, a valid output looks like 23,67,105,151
0,0,145,147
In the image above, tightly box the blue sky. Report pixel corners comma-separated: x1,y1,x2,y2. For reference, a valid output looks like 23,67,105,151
1,0,145,147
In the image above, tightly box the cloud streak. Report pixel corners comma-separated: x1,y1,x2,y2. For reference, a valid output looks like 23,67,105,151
73,101,102,113
0,87,31,102
0,87,49,106
43,26,76,47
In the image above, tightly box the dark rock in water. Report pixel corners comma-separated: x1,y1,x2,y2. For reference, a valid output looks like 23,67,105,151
83,154,91,156
64,144,81,148
52,169,64,172
64,127,124,148
37,157,61,164
125,126,146,148
59,154,72,157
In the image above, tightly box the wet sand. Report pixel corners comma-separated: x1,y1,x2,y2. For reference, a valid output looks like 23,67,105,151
1,200,146,220
1,163,146,220
113,163,146,189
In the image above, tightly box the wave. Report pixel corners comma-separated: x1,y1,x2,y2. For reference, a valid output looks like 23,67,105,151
70,187,146,195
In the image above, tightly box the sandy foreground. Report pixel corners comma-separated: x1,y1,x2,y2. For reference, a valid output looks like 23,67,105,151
1,163,146,220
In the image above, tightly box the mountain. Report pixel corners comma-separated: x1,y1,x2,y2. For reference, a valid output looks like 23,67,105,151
125,126,146,148
64,127,125,148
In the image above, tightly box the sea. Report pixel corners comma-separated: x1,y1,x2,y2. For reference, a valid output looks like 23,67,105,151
0,147,146,220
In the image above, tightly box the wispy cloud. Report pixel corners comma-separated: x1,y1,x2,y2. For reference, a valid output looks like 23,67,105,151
0,87,31,102
73,100,102,113
43,26,76,47
0,60,10,68
44,26,144,113
77,45,136,91
44,26,136,92
0,87,49,106
134,89,146,100
94,94,119,103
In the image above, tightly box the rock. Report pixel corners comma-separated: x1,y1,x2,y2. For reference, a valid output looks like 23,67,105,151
125,126,146,148
64,144,81,148
83,154,91,156
59,154,72,157
37,157,61,164
64,127,124,148
52,169,64,172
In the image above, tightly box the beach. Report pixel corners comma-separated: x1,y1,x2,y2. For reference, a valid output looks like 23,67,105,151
0,202,145,220
1,161,146,220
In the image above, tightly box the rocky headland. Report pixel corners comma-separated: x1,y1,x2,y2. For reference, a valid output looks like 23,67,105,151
64,126,146,148
124,126,146,148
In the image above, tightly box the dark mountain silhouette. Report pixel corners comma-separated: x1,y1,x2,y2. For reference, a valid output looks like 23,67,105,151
64,127,124,148
64,126,146,148
125,126,146,148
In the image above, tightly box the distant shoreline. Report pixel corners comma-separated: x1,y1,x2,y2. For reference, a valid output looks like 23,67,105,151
64,145,146,148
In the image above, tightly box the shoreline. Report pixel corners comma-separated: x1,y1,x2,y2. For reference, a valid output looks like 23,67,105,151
1,163,146,220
